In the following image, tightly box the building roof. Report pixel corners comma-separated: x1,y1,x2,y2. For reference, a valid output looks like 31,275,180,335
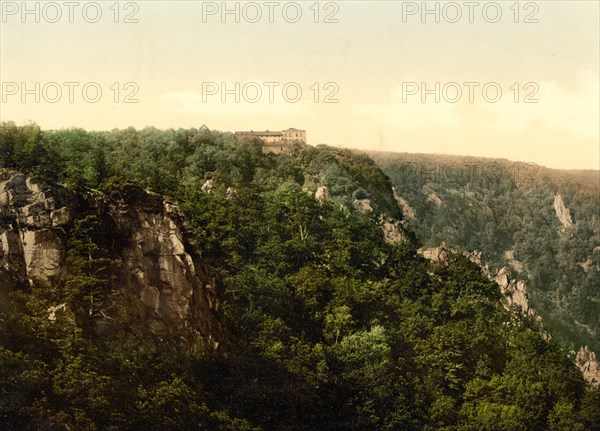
282,128,305,132
235,130,283,137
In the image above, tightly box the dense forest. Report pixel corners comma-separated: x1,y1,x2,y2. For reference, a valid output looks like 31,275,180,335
1,122,599,430
370,152,600,355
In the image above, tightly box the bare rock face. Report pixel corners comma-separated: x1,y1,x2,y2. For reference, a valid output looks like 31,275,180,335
201,179,214,194
553,194,573,230
487,263,549,341
379,216,409,244
495,266,531,315
392,187,416,219
419,244,449,262
108,186,221,348
353,198,373,213
576,346,600,387
315,186,329,203
0,171,74,291
0,170,221,350
226,187,238,199
467,250,491,278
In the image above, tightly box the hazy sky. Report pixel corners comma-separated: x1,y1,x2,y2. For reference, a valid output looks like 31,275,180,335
1,1,598,169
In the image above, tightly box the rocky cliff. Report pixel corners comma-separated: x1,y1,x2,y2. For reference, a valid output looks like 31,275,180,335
0,170,221,350
576,346,600,386
420,245,545,322
418,245,600,387
553,194,573,230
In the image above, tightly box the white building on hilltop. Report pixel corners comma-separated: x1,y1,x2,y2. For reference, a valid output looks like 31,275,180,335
235,128,307,154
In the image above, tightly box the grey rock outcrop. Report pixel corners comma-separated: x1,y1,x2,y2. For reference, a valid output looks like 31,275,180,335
553,194,573,229
576,346,600,386
416,243,598,386
0,170,221,350
495,266,532,315
380,216,409,244
419,246,546,331
0,172,75,291
109,187,220,347
467,250,491,278
419,244,449,262
226,187,238,199
201,179,214,194
471,254,600,385
353,198,373,213
392,187,416,219
315,186,329,203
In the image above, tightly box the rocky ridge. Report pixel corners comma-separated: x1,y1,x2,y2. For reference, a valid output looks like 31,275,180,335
420,245,541,319
0,170,221,350
419,244,600,386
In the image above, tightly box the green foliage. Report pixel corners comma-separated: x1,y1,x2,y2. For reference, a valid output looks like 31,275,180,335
0,121,63,182
372,151,600,354
65,215,110,334
0,124,597,430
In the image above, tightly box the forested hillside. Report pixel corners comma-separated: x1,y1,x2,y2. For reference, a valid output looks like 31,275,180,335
1,122,599,430
370,151,600,355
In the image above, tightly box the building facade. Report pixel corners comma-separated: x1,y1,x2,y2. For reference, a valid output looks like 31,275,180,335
235,128,306,155
281,128,307,143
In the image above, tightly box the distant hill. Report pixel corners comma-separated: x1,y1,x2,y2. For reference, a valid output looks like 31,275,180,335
369,150,600,354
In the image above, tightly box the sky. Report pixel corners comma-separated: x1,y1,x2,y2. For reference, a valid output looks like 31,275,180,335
1,0,599,169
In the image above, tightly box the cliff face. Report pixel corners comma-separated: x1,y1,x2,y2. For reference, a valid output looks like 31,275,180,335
0,170,221,350
576,346,600,386
0,172,74,291
553,194,573,230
